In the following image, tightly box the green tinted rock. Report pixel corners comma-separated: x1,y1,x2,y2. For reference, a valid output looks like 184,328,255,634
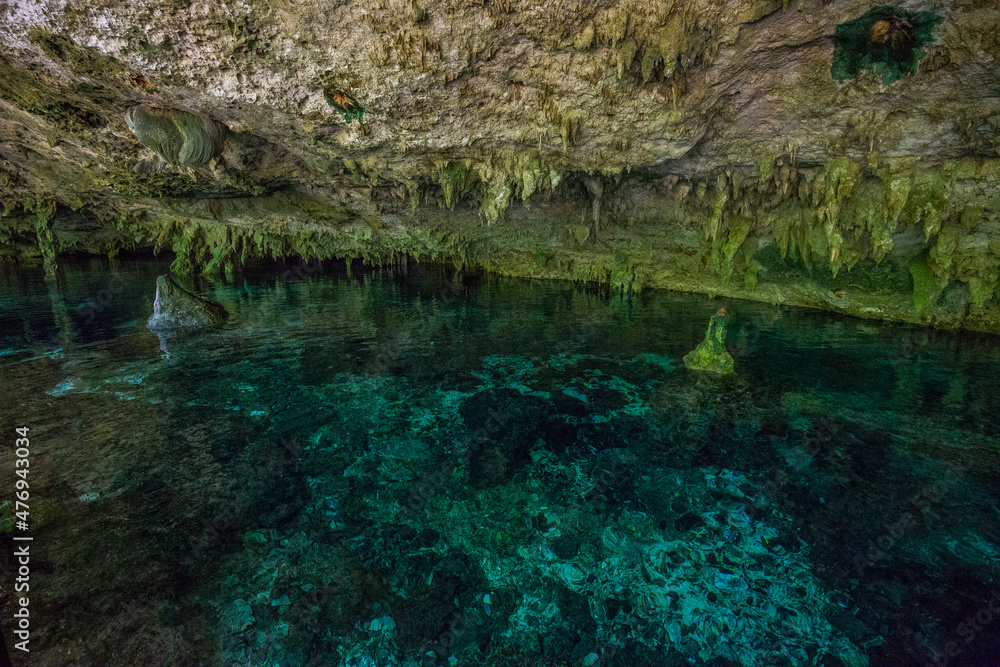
125,106,228,172
146,274,229,329
683,308,735,375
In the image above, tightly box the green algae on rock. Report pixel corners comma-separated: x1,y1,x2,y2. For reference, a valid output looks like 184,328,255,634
831,6,942,85
683,307,735,375
324,88,365,123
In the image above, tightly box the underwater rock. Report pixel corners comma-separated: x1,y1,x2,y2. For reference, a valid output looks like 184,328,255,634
683,307,734,375
469,441,508,489
221,599,255,635
461,388,552,486
125,105,228,173
552,533,581,560
460,388,552,450
146,274,229,329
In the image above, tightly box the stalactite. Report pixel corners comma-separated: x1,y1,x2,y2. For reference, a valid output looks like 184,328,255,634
27,198,57,281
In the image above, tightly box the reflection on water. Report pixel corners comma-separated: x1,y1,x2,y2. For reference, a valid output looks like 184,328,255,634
1,257,998,667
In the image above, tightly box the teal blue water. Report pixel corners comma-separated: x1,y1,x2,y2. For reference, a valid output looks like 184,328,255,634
1,257,998,667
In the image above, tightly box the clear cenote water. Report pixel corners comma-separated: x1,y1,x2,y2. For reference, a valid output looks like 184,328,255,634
0,256,998,667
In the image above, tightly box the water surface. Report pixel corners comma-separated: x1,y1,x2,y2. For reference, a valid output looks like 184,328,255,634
1,257,998,667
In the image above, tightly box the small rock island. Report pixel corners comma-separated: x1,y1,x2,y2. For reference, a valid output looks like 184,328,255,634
683,307,734,375
147,274,229,329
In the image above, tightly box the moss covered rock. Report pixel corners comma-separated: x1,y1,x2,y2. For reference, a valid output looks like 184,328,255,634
683,308,735,375
146,274,229,329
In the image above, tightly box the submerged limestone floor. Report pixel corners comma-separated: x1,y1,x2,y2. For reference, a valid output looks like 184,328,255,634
1,257,999,667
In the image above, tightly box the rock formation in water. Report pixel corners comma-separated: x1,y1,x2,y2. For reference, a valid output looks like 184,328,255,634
683,307,735,375
1,1,999,332
147,274,229,329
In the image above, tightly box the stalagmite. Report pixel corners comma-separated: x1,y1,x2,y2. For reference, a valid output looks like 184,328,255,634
683,307,735,375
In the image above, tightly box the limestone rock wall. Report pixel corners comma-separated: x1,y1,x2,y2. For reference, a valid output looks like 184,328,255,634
1,0,999,331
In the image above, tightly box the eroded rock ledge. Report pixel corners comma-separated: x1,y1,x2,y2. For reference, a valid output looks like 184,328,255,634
1,0,999,332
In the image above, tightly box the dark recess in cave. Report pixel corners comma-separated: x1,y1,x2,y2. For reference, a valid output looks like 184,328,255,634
831,6,942,85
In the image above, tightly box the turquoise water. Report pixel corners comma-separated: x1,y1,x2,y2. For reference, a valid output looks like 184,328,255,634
1,257,999,667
